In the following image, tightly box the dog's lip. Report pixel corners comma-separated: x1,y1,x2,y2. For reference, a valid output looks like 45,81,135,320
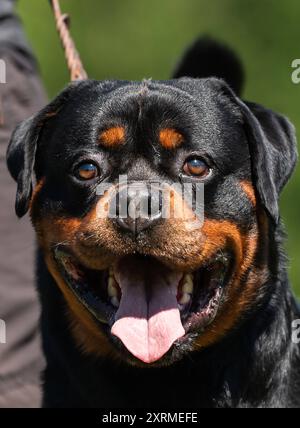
53,247,114,325
53,246,231,335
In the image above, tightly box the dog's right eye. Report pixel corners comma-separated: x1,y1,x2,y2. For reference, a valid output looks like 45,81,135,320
75,163,99,181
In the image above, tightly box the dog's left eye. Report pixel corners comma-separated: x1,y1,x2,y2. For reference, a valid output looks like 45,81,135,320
75,163,99,181
183,157,210,178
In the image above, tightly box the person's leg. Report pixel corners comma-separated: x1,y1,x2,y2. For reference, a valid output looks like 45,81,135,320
0,0,47,408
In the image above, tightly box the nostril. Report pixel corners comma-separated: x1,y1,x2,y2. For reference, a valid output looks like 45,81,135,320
115,191,120,217
112,188,127,219
147,195,152,217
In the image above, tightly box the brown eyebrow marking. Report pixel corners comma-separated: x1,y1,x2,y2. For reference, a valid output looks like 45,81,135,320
240,181,256,207
159,128,184,149
99,126,126,147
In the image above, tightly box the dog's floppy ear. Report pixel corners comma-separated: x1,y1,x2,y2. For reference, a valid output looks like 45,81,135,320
7,81,84,218
236,98,298,224
7,114,43,218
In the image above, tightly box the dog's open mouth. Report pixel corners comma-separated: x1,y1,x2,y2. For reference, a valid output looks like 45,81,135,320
54,248,231,363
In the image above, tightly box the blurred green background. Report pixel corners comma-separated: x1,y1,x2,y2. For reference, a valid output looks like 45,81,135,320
18,0,300,297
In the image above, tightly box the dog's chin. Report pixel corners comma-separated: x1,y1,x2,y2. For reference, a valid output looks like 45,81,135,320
53,247,232,367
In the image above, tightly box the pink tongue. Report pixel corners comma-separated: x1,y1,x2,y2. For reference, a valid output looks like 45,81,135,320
111,259,185,364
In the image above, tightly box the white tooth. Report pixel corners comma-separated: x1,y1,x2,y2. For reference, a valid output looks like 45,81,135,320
182,274,193,294
182,282,193,294
111,296,120,308
109,266,115,278
186,273,194,284
179,293,191,305
108,277,118,297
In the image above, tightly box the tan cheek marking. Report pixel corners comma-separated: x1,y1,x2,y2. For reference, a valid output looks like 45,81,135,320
99,126,126,147
159,128,184,149
240,180,257,207
193,220,266,351
200,220,244,264
33,216,82,251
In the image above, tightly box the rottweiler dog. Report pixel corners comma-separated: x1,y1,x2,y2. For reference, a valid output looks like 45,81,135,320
6,38,300,408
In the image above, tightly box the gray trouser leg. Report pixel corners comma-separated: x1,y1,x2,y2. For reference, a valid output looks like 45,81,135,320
0,0,47,408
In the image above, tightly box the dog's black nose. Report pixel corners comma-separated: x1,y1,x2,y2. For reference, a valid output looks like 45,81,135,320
113,183,162,235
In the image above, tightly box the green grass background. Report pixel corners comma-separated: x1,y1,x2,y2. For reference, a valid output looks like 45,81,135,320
18,0,300,297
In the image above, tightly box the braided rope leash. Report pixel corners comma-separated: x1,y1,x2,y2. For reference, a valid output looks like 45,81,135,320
49,0,88,81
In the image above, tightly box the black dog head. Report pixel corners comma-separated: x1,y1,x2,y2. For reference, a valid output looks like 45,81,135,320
7,42,297,366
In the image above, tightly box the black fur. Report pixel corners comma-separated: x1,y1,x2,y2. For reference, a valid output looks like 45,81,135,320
6,38,300,408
